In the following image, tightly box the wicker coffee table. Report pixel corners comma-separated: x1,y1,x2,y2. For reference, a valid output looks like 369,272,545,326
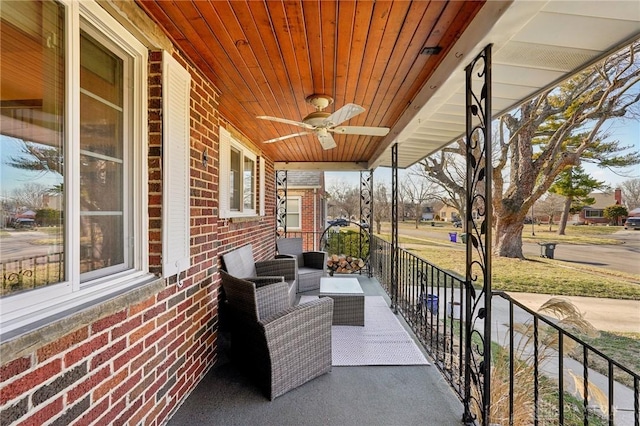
319,277,365,326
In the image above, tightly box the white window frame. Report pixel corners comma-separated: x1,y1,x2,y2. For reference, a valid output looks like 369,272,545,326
585,209,604,218
0,0,151,335
219,128,259,218
285,196,302,230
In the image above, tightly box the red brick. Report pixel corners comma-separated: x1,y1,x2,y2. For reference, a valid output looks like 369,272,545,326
130,322,155,345
67,365,111,404
0,360,61,405
93,368,127,401
111,370,142,405
37,327,89,362
130,373,155,402
64,334,109,368
129,398,155,426
130,297,155,316
113,341,143,372
143,304,167,322
72,397,109,426
90,338,127,370
0,357,31,383
131,346,156,373
143,350,166,377
95,398,126,426
16,397,62,426
111,316,142,340
92,310,127,334
144,326,167,349
113,395,143,426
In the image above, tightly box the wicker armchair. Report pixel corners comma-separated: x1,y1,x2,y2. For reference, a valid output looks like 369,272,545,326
221,244,297,305
276,237,327,292
219,270,333,400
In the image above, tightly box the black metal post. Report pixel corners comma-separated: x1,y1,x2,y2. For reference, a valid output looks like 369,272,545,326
276,170,287,235
391,144,398,312
463,44,492,426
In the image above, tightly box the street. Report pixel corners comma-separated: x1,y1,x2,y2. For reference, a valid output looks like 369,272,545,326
378,223,640,276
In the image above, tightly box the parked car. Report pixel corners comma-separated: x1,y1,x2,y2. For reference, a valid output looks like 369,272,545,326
624,217,640,230
328,218,349,227
452,219,462,228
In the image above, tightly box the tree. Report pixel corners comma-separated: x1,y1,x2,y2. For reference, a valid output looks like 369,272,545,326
415,141,466,215
620,178,640,209
535,193,565,231
10,183,50,210
603,204,628,225
400,171,439,228
420,41,640,258
326,180,359,220
548,165,607,234
373,183,391,233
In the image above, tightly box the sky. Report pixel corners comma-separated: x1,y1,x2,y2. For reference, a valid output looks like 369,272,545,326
326,117,640,191
2,116,638,199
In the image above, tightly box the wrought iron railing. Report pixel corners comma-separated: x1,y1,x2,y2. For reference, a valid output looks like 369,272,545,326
369,235,639,425
1,252,64,296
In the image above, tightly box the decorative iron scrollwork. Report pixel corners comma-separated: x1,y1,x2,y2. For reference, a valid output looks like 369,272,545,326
276,170,287,235
463,44,493,426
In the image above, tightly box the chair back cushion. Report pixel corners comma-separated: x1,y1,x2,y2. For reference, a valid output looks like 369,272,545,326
222,244,257,278
219,270,259,321
276,238,304,267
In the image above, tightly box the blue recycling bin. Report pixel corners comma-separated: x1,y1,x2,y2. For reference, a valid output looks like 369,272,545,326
448,232,457,243
426,294,438,314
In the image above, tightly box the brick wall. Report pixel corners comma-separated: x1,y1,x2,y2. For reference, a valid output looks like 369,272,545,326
0,37,278,426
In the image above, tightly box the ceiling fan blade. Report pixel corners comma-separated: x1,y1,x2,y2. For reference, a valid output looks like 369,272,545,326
323,103,365,127
264,132,310,144
316,132,337,150
257,115,313,129
331,126,390,136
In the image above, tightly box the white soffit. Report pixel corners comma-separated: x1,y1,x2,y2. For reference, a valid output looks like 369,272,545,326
373,0,640,170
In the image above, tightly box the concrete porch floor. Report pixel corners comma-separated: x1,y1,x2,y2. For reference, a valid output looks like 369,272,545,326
166,275,464,426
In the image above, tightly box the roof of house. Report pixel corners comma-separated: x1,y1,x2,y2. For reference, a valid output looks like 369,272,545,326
587,191,618,210
286,171,323,188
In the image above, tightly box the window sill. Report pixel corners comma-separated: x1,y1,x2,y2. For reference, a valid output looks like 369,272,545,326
229,215,261,224
0,275,163,360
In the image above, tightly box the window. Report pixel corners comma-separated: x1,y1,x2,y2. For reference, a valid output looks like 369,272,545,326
285,197,301,230
585,209,604,218
219,128,259,218
0,0,149,333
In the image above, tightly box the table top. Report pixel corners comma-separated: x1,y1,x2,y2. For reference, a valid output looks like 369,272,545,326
319,277,363,295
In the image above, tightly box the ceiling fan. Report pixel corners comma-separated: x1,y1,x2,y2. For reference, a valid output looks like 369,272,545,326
257,94,390,150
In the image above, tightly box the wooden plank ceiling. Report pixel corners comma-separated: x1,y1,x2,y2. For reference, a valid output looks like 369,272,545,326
136,0,485,169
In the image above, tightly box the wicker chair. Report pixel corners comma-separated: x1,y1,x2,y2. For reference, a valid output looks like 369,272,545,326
221,244,297,305
276,237,327,292
219,270,333,400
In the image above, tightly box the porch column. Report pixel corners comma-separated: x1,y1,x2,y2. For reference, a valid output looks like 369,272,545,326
360,170,373,277
276,170,287,235
463,44,493,426
391,143,398,312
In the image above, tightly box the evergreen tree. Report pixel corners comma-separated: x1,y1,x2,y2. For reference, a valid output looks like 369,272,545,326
549,165,607,234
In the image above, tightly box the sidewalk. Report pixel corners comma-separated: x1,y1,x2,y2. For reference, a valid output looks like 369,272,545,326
506,292,640,333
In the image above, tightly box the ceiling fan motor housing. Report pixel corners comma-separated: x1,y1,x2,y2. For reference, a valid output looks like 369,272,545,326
305,94,333,110
303,111,332,127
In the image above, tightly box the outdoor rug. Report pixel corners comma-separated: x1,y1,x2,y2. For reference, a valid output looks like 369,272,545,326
299,295,429,366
